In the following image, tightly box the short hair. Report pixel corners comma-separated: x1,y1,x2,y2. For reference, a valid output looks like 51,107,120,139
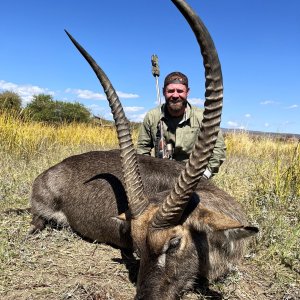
163,71,189,88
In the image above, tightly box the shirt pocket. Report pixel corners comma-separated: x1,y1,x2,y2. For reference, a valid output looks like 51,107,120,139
181,127,200,153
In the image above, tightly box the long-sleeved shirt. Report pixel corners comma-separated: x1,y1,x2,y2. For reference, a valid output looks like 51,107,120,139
137,102,226,176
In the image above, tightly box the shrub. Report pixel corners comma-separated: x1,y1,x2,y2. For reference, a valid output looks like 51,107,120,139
0,91,22,112
24,94,92,123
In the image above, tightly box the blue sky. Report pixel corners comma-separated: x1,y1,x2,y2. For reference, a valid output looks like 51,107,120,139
1,0,299,134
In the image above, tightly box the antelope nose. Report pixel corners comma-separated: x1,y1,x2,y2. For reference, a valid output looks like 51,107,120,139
134,293,145,300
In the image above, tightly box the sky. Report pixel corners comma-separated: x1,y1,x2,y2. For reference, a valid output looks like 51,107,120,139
1,0,299,134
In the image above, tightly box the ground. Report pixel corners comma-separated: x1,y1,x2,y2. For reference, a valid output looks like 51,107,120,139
1,211,299,300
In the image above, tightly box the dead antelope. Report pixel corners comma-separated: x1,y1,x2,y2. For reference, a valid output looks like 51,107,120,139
30,0,258,299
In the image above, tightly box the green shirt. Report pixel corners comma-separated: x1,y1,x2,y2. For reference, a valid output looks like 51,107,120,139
136,102,226,176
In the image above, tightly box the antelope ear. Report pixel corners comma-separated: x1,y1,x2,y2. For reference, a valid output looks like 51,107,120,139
189,206,259,239
223,226,259,240
190,206,243,230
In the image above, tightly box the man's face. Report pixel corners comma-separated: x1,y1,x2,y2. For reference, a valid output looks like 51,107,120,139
163,83,189,116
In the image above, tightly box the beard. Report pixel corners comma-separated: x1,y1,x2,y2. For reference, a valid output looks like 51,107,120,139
167,98,187,113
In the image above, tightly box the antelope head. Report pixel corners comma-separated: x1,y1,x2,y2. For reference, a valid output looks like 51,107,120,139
66,0,258,299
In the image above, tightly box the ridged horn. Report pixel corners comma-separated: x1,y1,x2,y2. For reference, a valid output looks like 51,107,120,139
151,0,223,228
65,30,148,217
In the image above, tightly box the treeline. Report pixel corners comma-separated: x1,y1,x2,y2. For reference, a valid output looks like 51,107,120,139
0,91,92,124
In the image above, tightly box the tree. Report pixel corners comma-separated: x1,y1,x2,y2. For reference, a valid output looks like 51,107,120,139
59,102,92,123
25,94,57,122
0,91,22,112
24,94,92,123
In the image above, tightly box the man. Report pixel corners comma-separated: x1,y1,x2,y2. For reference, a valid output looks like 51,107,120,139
137,71,226,179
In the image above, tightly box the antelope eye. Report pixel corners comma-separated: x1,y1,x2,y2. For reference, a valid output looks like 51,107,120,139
167,237,181,253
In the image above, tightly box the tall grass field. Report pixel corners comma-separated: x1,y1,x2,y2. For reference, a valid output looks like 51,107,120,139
0,111,299,299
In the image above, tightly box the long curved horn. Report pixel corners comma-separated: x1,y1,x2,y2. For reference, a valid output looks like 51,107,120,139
65,30,148,217
152,0,223,228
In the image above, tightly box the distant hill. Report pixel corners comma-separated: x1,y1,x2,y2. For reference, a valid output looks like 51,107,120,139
221,128,300,141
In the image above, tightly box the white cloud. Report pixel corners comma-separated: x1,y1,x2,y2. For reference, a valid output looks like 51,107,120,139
260,100,278,105
285,104,299,109
0,80,17,90
188,97,205,106
87,104,144,119
264,122,269,128
65,88,106,100
127,112,146,123
227,121,245,130
227,121,239,127
117,91,139,99
245,113,251,118
65,88,139,100
0,80,54,105
124,106,144,112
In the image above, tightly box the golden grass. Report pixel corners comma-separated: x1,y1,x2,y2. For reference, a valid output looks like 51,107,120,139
215,132,300,279
0,111,299,299
0,111,138,158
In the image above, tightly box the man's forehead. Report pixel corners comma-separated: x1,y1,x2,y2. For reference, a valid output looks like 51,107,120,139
164,83,188,91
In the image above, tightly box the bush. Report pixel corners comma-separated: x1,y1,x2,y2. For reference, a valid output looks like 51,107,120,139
24,94,91,123
0,91,22,112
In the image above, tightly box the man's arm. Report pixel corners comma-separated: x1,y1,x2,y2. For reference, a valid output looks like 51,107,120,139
136,113,154,156
205,130,226,178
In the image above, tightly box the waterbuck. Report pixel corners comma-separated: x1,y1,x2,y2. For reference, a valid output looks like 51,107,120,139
30,0,258,299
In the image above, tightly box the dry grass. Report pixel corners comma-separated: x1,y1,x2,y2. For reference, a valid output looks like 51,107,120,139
1,215,135,300
0,111,138,159
215,133,300,275
0,112,299,299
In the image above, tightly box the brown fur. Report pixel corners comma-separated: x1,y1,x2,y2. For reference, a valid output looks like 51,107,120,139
30,152,258,299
